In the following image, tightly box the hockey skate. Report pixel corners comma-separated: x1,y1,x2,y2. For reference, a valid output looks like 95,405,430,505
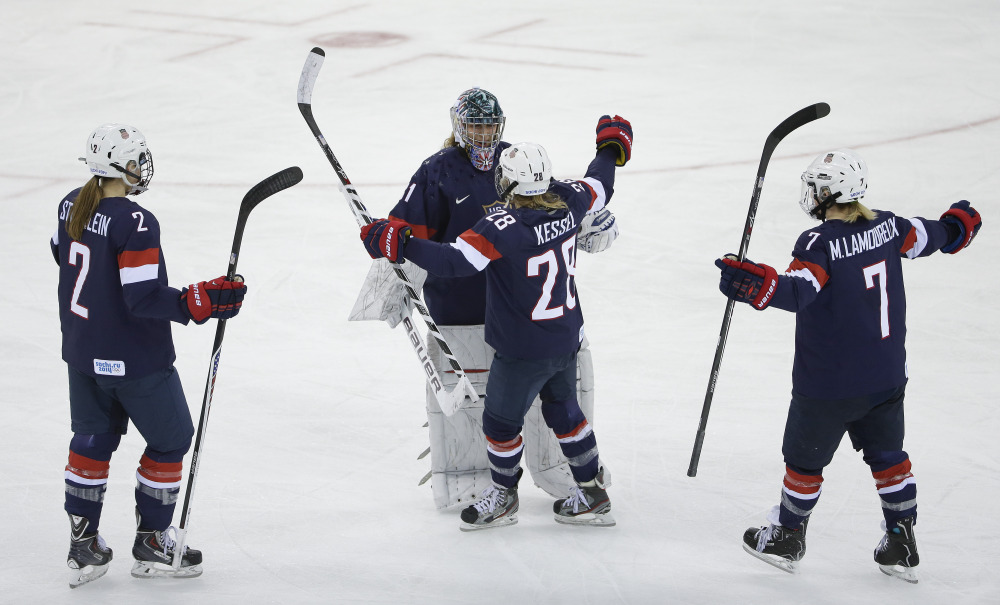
131,526,203,579
460,478,520,531
874,516,919,584
67,514,113,589
553,467,615,527
742,515,808,574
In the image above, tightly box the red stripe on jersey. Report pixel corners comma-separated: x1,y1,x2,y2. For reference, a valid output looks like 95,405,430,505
556,420,590,441
783,467,823,495
118,248,159,269
787,258,830,288
899,226,918,255
872,459,913,488
137,455,183,483
579,180,598,211
66,452,110,479
388,215,435,240
459,229,502,260
486,435,523,452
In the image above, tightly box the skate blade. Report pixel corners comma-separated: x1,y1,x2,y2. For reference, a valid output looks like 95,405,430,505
742,542,799,574
68,561,110,588
553,511,616,527
879,563,918,584
130,560,203,579
460,514,518,532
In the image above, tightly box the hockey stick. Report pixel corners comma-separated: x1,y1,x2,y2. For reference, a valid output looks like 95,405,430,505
173,166,303,568
687,103,830,478
297,46,478,416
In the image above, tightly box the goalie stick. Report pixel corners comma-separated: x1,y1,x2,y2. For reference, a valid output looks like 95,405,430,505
173,166,303,568
687,103,830,478
297,46,478,416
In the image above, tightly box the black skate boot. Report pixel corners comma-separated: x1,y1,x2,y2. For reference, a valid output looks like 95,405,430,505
742,514,808,574
131,526,203,579
553,467,615,527
460,469,521,531
874,516,919,584
67,514,113,588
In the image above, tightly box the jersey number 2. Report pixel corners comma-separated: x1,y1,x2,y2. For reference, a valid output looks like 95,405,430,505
863,260,889,338
527,239,577,321
68,241,91,319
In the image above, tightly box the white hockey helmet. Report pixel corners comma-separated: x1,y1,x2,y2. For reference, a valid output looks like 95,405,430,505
799,148,867,218
450,88,506,171
495,142,553,202
81,123,154,194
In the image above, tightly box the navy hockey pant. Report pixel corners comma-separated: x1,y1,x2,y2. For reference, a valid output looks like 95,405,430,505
482,350,600,488
65,365,194,532
777,385,916,528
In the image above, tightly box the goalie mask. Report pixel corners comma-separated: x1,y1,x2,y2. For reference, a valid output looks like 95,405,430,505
81,123,154,195
799,148,867,219
495,142,553,202
451,88,506,171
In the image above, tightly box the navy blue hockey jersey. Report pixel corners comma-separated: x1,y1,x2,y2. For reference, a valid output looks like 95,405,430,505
388,143,511,326
51,189,190,379
403,150,616,359
768,210,955,399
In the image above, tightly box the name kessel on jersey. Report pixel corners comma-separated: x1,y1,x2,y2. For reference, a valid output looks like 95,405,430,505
829,217,899,261
534,213,577,246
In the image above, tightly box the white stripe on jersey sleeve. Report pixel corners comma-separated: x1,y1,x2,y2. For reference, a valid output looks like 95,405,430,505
905,217,930,259
785,267,822,293
580,177,608,213
451,239,491,271
119,264,159,285
52,230,59,246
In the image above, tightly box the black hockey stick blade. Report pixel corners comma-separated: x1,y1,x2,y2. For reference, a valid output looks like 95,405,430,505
687,103,830,478
228,166,303,279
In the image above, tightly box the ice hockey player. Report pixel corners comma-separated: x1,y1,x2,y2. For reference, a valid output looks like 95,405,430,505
359,123,631,530
715,148,982,582
349,88,621,509
52,124,247,587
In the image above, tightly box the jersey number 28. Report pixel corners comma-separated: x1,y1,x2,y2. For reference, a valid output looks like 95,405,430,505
527,239,577,321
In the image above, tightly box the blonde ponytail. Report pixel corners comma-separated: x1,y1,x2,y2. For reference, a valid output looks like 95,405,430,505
66,177,103,241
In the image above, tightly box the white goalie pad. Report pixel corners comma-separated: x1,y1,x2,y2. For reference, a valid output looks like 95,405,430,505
348,258,427,328
424,326,605,509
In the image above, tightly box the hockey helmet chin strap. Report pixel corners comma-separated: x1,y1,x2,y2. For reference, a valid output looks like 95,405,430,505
811,190,842,221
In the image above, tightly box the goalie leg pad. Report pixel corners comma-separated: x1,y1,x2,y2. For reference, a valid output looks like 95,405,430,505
424,325,493,509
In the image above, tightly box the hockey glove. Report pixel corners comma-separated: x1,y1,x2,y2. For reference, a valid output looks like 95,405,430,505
577,208,619,254
939,200,981,254
182,275,247,325
596,115,633,167
361,218,412,263
715,254,779,311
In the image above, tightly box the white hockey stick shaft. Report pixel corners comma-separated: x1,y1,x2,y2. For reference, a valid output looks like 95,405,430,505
297,47,477,415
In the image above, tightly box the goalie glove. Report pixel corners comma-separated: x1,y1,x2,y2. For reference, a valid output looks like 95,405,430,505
577,209,619,254
348,258,427,328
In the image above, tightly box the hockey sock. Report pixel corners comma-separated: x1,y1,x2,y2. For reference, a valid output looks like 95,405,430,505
542,399,599,483
134,447,184,530
64,433,121,533
778,465,823,529
864,450,917,524
483,412,523,489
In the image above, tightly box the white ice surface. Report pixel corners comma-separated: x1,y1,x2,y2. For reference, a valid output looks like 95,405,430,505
1,1,997,603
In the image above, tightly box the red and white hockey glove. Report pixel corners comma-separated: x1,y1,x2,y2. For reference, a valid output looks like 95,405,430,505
715,254,778,310
361,218,412,262
182,275,247,324
596,115,633,167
